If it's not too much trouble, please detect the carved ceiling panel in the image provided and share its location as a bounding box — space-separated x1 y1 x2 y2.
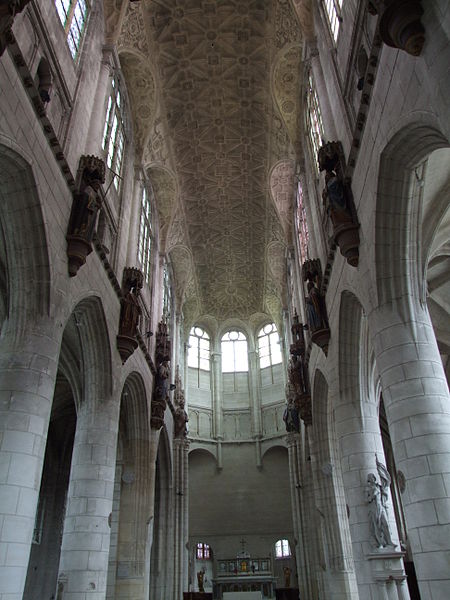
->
117 0 305 324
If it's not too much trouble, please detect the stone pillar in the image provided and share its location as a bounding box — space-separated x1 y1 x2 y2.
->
370 303 450 599
56 399 119 598
86 46 114 156
286 432 308 600
211 352 223 468
335 389 401 597
0 320 60 600
248 350 262 467
173 438 190 599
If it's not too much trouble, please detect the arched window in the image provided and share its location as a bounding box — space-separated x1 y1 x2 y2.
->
138 185 153 283
258 323 282 370
323 0 343 43
188 326 210 372
306 71 324 167
196 542 211 560
221 330 248 373
162 264 172 321
295 181 309 264
275 539 291 559
102 75 125 190
55 0 89 59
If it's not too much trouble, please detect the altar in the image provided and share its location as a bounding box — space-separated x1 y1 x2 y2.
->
213 556 275 599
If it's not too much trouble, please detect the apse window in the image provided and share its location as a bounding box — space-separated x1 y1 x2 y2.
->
221 330 248 372
102 76 125 189
188 327 210 371
306 71 324 168
138 186 153 283
324 0 343 42
275 539 291 559
55 0 89 59
196 542 211 560
296 181 309 264
258 323 282 370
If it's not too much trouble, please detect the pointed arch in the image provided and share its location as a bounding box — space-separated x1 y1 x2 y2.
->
0 137 51 337
375 119 449 307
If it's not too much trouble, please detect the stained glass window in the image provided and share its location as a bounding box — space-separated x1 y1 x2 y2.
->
257 323 282 369
306 71 324 168
324 0 343 43
188 327 210 371
102 76 125 190
55 0 89 59
275 539 291 558
196 542 211 560
296 181 309 264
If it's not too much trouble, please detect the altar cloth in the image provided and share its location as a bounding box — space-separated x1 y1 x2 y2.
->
223 592 262 600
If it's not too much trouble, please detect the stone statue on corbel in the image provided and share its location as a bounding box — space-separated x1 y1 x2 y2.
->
368 0 425 57
318 141 360 267
286 311 312 427
302 259 330 356
151 319 172 429
116 267 143 364
173 366 188 438
66 155 105 276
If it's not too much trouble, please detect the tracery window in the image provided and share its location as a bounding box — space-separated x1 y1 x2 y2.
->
275 539 291 559
137 186 153 283
162 264 172 321
196 542 211 560
188 326 211 382
102 75 125 190
221 330 248 373
55 0 89 59
323 0 343 43
257 323 282 370
295 181 309 264
306 71 324 168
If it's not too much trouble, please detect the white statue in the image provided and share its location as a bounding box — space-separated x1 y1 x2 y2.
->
366 457 395 549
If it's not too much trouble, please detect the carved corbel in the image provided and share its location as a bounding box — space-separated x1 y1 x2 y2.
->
151 318 172 429
0 0 31 56
66 155 105 276
116 267 144 364
302 259 330 356
378 0 425 56
318 141 360 267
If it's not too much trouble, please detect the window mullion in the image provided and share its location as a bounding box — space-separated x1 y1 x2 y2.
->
65 1 76 33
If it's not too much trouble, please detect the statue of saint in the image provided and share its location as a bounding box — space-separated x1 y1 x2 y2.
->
366 465 395 548
305 281 328 332
283 566 291 588
197 569 205 593
174 391 189 438
283 393 300 433
119 286 141 338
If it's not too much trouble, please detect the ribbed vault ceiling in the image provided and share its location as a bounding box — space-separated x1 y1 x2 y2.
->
106 0 310 328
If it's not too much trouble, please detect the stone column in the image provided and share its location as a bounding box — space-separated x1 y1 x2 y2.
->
248 350 262 467
173 438 190 599
56 398 119 598
211 352 223 468
86 46 114 156
370 303 450 599
0 319 60 600
286 432 309 600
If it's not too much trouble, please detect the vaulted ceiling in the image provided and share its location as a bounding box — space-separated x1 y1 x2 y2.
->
104 0 313 330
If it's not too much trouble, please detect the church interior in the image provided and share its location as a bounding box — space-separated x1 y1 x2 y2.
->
0 1 449 599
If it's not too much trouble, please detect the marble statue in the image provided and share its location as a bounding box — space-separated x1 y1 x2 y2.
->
366 459 395 549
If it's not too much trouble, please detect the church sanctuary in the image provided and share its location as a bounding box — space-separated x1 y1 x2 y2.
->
1 1 449 599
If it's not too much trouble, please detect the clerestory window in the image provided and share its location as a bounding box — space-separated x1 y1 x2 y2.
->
137 186 153 284
323 0 343 43
221 330 248 373
257 323 282 386
162 264 172 322
295 181 309 264
196 542 211 560
102 75 125 190
188 327 210 371
55 0 89 59
306 71 324 168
